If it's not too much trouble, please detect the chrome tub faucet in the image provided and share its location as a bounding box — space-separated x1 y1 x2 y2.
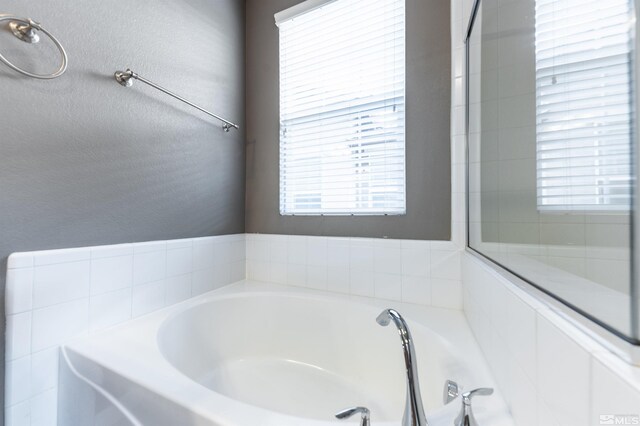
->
376 309 428 426
336 310 495 426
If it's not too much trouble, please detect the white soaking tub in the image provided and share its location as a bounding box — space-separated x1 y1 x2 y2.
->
59 282 513 426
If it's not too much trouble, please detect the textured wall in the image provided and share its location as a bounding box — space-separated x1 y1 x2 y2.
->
0 0 245 421
245 0 452 240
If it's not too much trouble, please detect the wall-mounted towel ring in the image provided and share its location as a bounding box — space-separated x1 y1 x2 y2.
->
0 14 67 79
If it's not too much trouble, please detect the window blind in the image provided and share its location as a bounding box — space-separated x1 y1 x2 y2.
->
534 0 634 212
277 0 406 215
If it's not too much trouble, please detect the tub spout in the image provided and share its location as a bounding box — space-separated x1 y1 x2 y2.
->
376 309 428 426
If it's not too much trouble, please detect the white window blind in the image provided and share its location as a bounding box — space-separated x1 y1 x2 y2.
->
277 0 406 215
534 0 634 212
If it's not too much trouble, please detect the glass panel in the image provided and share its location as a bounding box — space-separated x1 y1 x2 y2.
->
467 0 637 339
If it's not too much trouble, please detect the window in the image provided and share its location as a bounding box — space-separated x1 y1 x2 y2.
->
276 0 406 215
534 0 634 212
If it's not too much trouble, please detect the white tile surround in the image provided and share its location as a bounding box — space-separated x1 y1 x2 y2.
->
246 234 463 309
5 233 462 426
463 253 640 426
5 234 245 426
8 233 640 426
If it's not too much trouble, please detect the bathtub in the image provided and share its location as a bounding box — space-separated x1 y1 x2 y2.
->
59 282 513 425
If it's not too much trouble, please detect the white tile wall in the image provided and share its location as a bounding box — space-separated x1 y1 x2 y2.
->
4 234 245 426
246 234 463 309
463 252 640 426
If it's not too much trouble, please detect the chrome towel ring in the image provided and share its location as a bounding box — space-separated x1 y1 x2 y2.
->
0 14 67 79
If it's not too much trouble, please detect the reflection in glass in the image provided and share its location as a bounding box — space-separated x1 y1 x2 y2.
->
534 0 633 213
467 0 636 338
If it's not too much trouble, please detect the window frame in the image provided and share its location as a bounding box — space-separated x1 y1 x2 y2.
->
276 0 407 216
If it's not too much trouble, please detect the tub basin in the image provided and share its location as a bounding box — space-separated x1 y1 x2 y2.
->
60 282 512 426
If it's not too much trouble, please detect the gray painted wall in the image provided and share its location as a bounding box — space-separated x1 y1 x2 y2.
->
245 0 451 240
0 0 245 420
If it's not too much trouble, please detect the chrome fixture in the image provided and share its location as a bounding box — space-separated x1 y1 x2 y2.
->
335 406 370 426
443 379 460 405
376 309 427 426
455 387 494 426
443 380 493 426
10 20 39 43
114 69 240 132
0 15 68 79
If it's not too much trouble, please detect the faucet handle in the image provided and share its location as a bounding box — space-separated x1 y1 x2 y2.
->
443 379 460 404
454 387 494 426
335 406 370 426
462 387 494 403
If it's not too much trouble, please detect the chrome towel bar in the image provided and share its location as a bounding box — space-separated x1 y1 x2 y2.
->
114 68 239 132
